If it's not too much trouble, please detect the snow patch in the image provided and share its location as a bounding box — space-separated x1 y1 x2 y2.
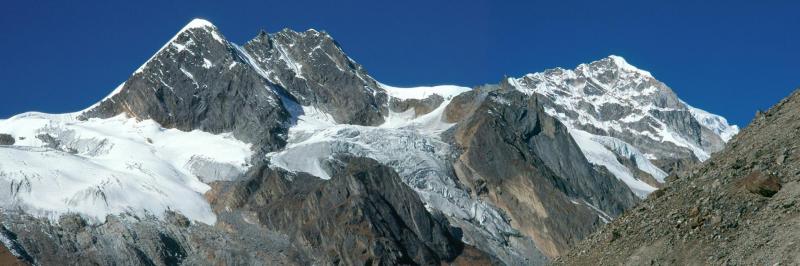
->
686 104 740 142
569 128 657 198
379 83 470 100
608 55 653 78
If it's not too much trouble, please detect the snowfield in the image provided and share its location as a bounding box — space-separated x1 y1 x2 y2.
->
0 112 252 225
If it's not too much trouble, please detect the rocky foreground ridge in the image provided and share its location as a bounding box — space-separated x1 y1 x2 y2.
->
556 89 800 265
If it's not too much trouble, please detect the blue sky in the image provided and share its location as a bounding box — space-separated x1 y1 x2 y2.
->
1 1 797 127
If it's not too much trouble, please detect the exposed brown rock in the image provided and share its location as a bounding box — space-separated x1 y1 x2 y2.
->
389 94 444 117
0 245 25 266
738 171 782 197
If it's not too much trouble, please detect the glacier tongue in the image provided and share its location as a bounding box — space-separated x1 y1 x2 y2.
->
0 113 252 225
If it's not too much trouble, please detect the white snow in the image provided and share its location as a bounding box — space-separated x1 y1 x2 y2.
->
379 83 471 100
608 55 653 78
585 132 669 183
184 18 216 30
0 112 252 225
202 58 214 69
686 103 740 142
569 129 657 198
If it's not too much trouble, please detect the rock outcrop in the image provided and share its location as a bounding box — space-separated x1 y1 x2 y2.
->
210 156 492 265
445 84 638 258
0 134 14 145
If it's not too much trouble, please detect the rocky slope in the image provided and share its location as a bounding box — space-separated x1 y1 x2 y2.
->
0 18 737 265
556 89 800 265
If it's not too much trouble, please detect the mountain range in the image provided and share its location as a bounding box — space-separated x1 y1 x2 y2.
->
0 19 743 265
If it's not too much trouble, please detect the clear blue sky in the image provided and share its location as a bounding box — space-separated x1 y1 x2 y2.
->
1 0 798 127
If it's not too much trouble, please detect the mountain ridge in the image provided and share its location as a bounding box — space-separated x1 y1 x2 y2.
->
0 18 738 265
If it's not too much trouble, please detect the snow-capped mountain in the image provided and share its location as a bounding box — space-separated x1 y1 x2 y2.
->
508 55 738 195
0 19 737 265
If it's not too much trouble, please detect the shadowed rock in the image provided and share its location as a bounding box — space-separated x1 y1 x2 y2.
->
0 134 14 145
210 156 494 265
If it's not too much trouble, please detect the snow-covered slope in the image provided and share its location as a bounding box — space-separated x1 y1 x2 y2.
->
686 103 740 142
569 128 666 197
508 55 738 195
0 112 252 224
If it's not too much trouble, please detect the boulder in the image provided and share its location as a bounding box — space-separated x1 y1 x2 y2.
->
739 171 782 197
0 134 14 145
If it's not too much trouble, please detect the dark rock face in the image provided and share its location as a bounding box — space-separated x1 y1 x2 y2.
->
445 84 638 258
243 29 388 126
209 156 490 265
80 23 290 153
0 134 14 145
557 89 800 265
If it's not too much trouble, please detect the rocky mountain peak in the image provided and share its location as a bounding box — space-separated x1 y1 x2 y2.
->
243 26 388 126
131 18 228 75
79 18 392 153
505 55 738 199
81 18 290 153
